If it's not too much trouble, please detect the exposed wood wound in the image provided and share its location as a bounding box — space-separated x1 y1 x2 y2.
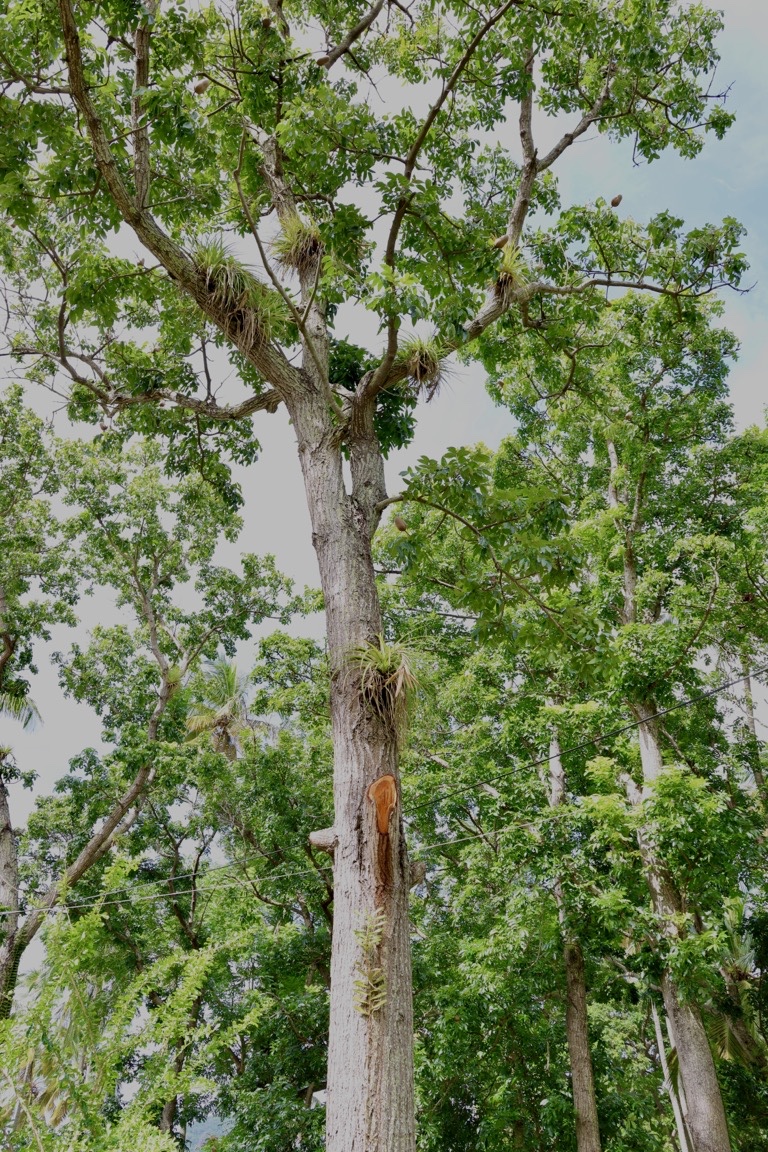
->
367 774 398 834
368 774 398 901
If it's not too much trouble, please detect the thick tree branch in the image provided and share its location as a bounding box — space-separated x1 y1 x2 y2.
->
241 123 336 409
12 342 283 420
235 132 338 412
505 49 536 250
57 0 301 395
131 0 158 210
318 0 386 70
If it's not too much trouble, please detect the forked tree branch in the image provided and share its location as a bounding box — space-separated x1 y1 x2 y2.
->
56 0 301 397
362 0 525 398
235 132 340 414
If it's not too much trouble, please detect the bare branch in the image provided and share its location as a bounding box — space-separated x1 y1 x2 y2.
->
319 0 386 70
535 67 615 173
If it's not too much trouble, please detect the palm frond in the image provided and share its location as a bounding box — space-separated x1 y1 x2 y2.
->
0 691 41 731
185 657 254 757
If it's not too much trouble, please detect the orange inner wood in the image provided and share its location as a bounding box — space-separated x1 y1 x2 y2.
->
367 774 398 834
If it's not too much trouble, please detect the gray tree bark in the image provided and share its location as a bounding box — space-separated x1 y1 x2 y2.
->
624 708 731 1152
651 1000 691 1152
740 656 766 801
0 767 21 1018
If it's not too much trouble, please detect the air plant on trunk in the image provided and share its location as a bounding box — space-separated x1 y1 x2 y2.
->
495 243 530 305
272 216 324 275
348 635 420 741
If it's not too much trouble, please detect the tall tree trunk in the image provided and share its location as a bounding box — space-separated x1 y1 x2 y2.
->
0 769 21 1018
295 390 415 1152
57 5 416 1136
623 710 731 1152
547 735 602 1152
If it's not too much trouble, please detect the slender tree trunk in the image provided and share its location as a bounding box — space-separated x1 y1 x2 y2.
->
160 994 204 1139
651 1000 691 1152
547 735 602 1152
294 390 415 1152
624 710 731 1152
605 440 731 1152
562 936 602 1152
0 770 21 1018
0 674 172 1017
740 656 766 800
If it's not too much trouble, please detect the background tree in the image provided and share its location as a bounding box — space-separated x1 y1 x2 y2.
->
1 429 295 1016
380 292 767 1149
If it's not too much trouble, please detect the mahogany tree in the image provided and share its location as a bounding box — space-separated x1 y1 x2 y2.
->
0 0 746 1146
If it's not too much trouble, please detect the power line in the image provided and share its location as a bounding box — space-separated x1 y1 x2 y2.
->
2 665 763 921
0 861 326 919
0 851 311 913
0 833 487 920
409 662 768 812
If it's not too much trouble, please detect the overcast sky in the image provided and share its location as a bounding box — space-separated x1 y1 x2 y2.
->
4 0 768 824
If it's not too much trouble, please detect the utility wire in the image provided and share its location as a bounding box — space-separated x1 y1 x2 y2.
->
2 664 764 920
0 833 487 919
408 662 768 812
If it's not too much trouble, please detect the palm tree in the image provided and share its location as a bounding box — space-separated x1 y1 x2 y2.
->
0 691 40 731
186 657 253 761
